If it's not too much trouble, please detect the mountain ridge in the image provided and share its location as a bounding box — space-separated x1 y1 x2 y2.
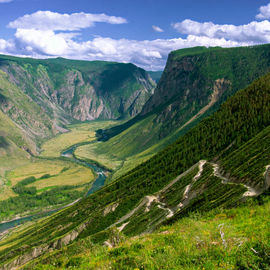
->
1 69 269 269
98 44 270 157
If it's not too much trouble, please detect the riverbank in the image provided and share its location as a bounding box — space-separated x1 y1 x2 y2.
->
0 142 108 234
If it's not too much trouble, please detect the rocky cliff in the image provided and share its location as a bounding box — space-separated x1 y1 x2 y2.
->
98 44 270 156
0 55 155 154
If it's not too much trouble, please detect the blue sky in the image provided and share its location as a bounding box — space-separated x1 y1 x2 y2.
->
0 0 270 70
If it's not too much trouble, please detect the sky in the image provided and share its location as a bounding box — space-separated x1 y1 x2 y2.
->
0 0 270 70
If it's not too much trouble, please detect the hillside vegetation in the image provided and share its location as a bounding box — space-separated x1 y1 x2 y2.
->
97 44 270 168
0 54 155 223
0 55 155 125
25 195 270 270
1 69 269 269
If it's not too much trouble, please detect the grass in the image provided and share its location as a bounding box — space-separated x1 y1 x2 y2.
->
0 120 120 220
7 159 94 191
25 196 270 270
40 121 118 158
0 158 94 203
74 115 161 180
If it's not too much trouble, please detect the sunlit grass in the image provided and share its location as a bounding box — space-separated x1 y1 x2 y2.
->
75 143 122 171
7 159 94 191
41 121 118 158
29 197 270 270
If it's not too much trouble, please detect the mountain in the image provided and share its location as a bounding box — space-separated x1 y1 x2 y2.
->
0 55 155 155
0 55 155 122
25 192 270 270
1 70 269 269
98 45 270 160
147 70 163 83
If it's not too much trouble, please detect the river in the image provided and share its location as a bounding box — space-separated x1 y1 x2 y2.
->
0 143 107 234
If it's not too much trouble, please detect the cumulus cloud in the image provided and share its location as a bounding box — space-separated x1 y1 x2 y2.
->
8 10 127 31
256 3 270 19
15 29 69 55
1 9 270 70
8 28 252 70
152 25 164 33
172 19 270 43
0 0 13 3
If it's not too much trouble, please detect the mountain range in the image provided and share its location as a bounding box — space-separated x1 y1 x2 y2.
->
0 44 269 269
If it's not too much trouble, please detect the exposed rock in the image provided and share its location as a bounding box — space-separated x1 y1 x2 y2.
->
103 202 119 216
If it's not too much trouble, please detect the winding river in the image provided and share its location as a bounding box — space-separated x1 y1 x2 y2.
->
0 143 107 234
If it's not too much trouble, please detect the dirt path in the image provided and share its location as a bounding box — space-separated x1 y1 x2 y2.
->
264 165 270 189
108 159 264 234
211 162 259 197
178 160 206 209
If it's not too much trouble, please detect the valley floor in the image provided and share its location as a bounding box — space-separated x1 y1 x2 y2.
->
0 121 121 222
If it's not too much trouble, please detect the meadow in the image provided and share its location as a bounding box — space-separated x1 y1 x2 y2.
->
40 121 118 157
0 121 120 221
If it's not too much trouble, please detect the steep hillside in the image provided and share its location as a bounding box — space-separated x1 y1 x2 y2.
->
0 55 155 125
98 44 270 159
1 71 269 269
24 195 270 270
0 69 54 154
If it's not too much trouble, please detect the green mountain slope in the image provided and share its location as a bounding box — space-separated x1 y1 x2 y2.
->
25 195 270 270
98 44 270 162
0 69 53 153
0 55 155 125
1 70 270 269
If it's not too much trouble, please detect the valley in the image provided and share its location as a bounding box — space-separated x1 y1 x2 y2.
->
0 121 120 223
0 44 269 269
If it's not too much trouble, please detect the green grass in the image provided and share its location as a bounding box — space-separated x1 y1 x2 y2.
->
7 159 94 190
24 195 270 270
0 157 94 221
41 121 118 158
75 115 161 179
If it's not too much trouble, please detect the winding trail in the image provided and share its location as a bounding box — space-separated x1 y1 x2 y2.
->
211 163 259 197
108 159 266 236
181 160 206 201
110 160 207 230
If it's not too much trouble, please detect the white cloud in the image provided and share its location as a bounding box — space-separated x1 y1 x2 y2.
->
8 10 127 31
256 3 270 19
172 19 270 43
0 0 13 3
0 38 15 55
152 25 164 33
8 28 251 70
15 29 69 55
1 10 270 70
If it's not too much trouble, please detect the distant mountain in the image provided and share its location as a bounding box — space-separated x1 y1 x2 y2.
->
148 70 163 83
0 55 155 154
98 44 270 159
1 68 270 269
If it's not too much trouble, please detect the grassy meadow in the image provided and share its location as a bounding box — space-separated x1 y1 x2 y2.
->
6 159 94 192
41 121 118 157
0 121 121 221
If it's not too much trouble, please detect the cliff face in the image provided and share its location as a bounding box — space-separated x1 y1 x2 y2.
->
140 45 270 139
0 57 155 124
0 56 155 156
98 44 270 158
